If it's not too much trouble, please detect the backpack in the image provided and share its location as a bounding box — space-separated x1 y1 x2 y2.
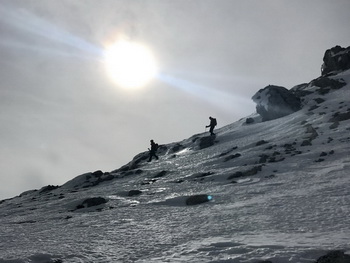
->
212 118 217 126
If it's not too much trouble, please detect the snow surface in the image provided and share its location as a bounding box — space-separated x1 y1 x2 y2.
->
0 70 350 263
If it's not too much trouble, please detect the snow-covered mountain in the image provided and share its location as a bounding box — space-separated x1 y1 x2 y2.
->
1 47 350 263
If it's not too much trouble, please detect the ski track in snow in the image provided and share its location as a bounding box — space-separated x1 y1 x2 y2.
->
1 71 350 262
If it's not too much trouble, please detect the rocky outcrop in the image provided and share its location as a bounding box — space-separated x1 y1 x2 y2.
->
310 76 346 95
315 250 350 263
71 197 108 212
128 190 143 196
322 45 350 75
227 165 263 181
39 185 60 194
252 85 301 121
198 135 216 149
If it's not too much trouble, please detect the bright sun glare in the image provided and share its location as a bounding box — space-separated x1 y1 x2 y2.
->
104 40 158 89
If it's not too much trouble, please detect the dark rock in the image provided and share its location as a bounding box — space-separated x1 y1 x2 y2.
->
252 85 301 121
86 173 115 187
291 83 312 98
256 140 268 146
39 185 60 194
293 151 302 155
227 166 262 180
246 117 254 124
330 110 350 122
76 204 84 209
304 124 318 143
327 137 334 143
128 190 143 196
321 45 350 75
329 121 340 130
245 165 263 176
268 157 285 163
309 105 320 111
259 154 269 163
186 194 212 205
315 158 325 163
219 146 238 157
141 178 157 185
223 153 241 162
14 220 37 224
171 143 185 153
135 169 143 174
311 77 347 95
80 197 107 208
198 135 216 149
228 171 244 179
314 98 326 104
283 143 296 150
195 172 214 178
154 170 168 178
92 170 104 177
301 139 312 146
315 250 350 263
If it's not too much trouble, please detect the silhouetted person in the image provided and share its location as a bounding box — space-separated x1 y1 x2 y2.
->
148 139 159 162
206 116 217 136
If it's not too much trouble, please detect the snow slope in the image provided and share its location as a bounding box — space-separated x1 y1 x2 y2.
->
0 70 350 263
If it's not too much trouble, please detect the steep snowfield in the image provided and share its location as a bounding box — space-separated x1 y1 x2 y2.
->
0 70 349 263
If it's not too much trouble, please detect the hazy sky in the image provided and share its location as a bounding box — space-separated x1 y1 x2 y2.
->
1 0 350 200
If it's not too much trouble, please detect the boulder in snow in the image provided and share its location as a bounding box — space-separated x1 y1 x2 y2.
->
71 197 108 212
128 190 143 196
252 85 301 122
315 250 350 263
186 194 213 205
198 135 216 149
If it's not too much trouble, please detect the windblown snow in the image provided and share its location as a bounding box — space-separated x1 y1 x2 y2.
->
0 70 349 263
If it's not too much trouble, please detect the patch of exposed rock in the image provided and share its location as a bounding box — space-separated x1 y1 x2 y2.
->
252 85 301 121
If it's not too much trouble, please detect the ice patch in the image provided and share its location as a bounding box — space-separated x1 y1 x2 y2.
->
177 148 192 155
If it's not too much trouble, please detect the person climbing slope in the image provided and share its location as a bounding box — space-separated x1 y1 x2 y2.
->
206 116 217 136
147 139 159 162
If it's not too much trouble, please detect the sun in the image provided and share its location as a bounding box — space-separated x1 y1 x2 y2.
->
104 40 158 89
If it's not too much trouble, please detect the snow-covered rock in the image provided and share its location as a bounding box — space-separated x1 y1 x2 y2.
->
252 85 301 121
322 45 350 76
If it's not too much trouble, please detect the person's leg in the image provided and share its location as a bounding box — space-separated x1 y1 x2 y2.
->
210 126 215 135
